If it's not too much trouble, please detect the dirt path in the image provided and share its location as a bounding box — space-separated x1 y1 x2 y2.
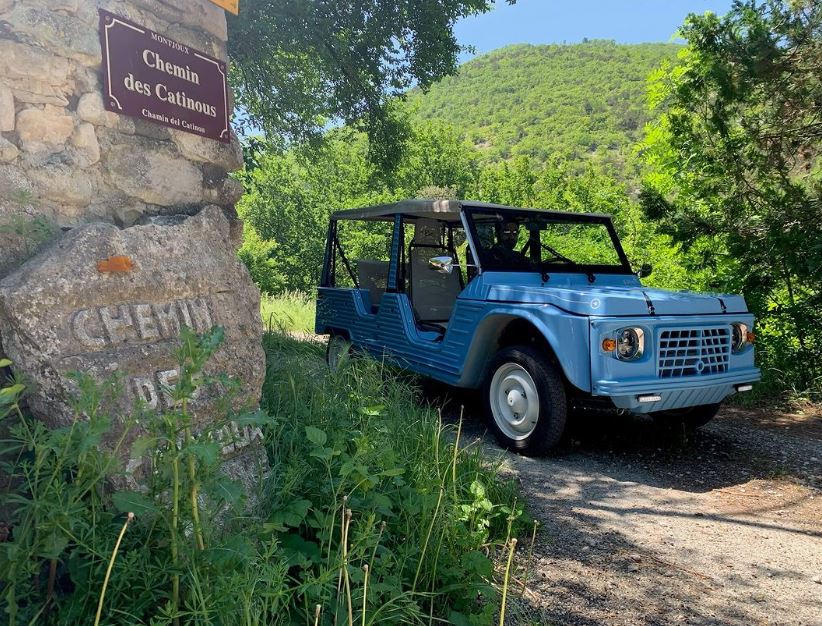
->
437 396 822 625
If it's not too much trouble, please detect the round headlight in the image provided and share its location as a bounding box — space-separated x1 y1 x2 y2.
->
731 323 749 353
615 327 644 361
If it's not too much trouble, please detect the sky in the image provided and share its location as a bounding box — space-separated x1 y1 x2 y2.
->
455 0 736 60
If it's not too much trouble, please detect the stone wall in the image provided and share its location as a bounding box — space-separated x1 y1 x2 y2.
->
0 1 267 502
0 0 244 278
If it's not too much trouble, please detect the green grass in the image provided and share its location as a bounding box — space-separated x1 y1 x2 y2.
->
1 328 525 625
260 291 316 334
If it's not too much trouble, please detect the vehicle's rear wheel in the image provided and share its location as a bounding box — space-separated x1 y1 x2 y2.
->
326 334 352 370
651 402 722 430
484 345 567 455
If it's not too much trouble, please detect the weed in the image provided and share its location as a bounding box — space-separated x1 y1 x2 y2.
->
0 328 525 624
0 214 58 254
260 290 316 334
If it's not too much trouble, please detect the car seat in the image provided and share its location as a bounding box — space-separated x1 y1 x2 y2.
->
408 219 463 331
357 259 389 313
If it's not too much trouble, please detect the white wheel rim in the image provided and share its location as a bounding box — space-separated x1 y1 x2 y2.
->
489 362 540 440
328 336 351 370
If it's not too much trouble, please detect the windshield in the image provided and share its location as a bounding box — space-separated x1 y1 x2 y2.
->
466 209 630 274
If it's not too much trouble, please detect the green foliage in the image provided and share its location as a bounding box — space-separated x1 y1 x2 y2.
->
407 41 681 178
227 0 500 170
236 123 480 294
0 374 132 625
0 214 59 255
471 157 710 291
238 127 703 298
1 327 523 623
260 330 524 624
642 0 822 399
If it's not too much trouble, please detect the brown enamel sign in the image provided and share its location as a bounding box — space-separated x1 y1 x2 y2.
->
99 9 230 143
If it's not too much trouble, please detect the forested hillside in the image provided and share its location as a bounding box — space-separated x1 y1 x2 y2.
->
409 41 680 178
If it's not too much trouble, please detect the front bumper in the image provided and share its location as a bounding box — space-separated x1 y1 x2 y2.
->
593 367 761 412
589 315 760 413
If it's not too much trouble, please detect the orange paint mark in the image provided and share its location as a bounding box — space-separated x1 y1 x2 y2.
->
97 256 135 273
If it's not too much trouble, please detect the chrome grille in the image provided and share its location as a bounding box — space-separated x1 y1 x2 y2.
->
658 327 730 378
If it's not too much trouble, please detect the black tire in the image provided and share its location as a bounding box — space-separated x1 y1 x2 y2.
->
651 402 722 430
483 345 567 455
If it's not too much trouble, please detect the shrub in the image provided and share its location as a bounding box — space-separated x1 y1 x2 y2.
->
0 329 524 625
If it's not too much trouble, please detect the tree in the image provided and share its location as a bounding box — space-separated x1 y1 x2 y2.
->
237 130 394 293
642 0 822 395
227 0 503 169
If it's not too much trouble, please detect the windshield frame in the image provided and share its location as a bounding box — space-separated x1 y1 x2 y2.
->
462 205 633 275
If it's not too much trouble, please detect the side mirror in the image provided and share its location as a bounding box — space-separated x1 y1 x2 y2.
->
429 256 454 274
637 263 653 278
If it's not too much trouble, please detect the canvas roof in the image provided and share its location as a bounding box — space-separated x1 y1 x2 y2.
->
330 199 611 222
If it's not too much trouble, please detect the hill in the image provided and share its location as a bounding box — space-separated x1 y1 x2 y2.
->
408 41 681 176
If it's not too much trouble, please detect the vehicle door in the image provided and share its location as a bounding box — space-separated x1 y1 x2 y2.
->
317 216 394 353
376 217 472 377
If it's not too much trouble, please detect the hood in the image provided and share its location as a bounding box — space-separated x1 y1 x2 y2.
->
469 273 749 316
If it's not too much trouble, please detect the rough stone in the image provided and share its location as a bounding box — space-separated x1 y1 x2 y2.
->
1 0 243 289
72 65 100 95
112 203 147 228
16 107 74 156
0 39 71 86
76 92 119 128
0 164 48 280
0 136 18 163
28 163 95 207
70 122 100 166
204 177 244 207
9 85 69 107
171 130 243 172
129 0 228 41
0 87 14 132
131 118 171 142
0 207 265 483
4 4 100 66
0 163 32 201
51 0 80 12
106 141 204 206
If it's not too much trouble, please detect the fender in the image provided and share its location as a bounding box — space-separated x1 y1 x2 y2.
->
456 303 591 392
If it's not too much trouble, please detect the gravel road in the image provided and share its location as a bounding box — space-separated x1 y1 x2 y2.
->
435 393 822 626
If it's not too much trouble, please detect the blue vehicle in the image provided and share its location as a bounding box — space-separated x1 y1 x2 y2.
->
316 200 760 454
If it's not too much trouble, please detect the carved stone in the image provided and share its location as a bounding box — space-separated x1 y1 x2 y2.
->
0 207 266 482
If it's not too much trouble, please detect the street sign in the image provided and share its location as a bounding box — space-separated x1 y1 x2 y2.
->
99 10 230 143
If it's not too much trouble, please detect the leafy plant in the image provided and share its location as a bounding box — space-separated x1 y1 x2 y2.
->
0 214 58 254
1 326 525 624
259 330 526 623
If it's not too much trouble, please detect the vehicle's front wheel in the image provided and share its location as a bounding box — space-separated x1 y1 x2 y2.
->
484 345 567 455
326 333 353 370
651 402 722 430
